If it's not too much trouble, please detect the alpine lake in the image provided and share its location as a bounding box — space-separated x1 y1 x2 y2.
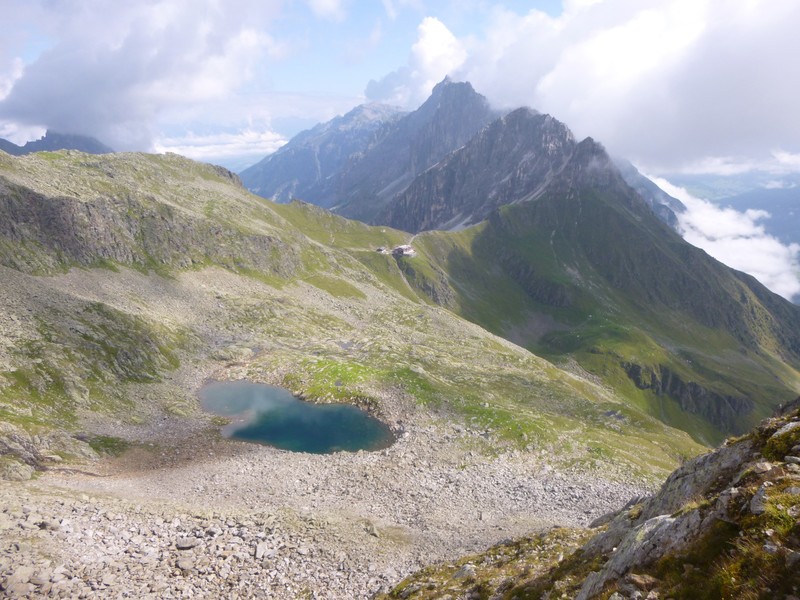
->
199 381 394 454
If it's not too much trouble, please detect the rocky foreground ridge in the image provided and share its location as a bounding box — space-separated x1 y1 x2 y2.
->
381 400 800 599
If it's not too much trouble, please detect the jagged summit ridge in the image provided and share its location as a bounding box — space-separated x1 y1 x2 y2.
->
0 130 113 156
241 77 501 220
240 103 405 206
242 79 681 232
379 107 580 232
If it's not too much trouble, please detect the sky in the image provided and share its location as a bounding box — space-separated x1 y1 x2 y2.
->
0 0 798 299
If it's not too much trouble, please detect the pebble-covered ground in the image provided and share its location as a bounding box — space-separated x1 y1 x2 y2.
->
0 413 650 599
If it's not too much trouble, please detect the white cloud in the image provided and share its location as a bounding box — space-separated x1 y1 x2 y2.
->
670 151 800 176
0 0 286 151
154 128 286 165
764 180 797 190
381 0 398 20
652 176 800 301
0 57 24 101
441 0 800 174
306 0 346 21
380 0 423 21
365 16 466 107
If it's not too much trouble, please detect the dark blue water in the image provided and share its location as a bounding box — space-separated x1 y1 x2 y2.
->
199 381 393 454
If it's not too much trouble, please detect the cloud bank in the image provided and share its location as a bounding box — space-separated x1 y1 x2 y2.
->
367 0 800 174
366 16 467 107
0 0 284 151
652 177 800 301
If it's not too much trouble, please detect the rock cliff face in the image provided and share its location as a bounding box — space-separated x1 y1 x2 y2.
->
381 400 800 600
240 103 404 206
623 362 754 432
379 108 576 232
333 79 499 222
242 78 500 222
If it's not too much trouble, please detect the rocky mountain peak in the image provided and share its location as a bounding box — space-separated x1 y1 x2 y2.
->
0 130 113 156
378 107 581 232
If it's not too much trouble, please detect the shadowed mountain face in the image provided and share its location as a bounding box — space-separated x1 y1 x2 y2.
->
399 138 800 441
242 80 681 233
240 103 406 207
379 108 580 233
241 78 501 222
0 130 113 155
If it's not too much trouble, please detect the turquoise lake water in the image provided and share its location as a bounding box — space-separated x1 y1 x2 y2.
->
199 381 393 454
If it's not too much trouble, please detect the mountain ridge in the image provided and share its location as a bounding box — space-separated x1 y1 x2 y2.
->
397 135 800 441
241 78 501 222
240 103 405 206
0 130 113 156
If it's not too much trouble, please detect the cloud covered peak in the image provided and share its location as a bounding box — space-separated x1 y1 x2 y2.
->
0 0 281 151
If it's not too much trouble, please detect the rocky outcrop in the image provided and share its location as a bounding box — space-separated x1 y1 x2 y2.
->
0 422 97 480
384 404 800 600
575 407 800 599
622 362 754 433
0 178 298 277
380 108 576 233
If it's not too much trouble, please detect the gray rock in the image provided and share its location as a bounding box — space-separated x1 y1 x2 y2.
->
786 456 800 465
771 421 800 439
750 485 768 515
787 550 800 568
751 461 775 474
764 542 781 554
176 558 194 572
175 536 200 550
4 582 35 597
0 457 35 481
453 563 476 579
29 571 51 586
255 542 268 560
5 565 35 586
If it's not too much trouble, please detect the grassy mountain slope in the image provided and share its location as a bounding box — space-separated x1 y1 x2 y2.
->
0 149 703 480
389 140 800 444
